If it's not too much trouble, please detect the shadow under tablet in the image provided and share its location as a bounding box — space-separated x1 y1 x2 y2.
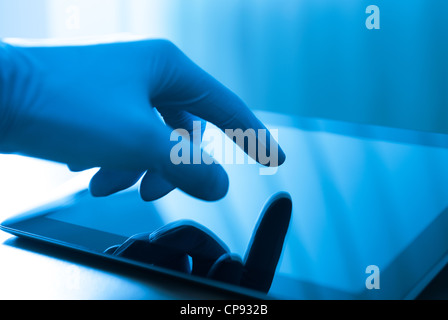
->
104 192 292 293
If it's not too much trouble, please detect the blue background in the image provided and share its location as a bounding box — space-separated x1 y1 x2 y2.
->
1 0 447 134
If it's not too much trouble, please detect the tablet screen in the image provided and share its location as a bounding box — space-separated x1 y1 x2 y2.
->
4 113 448 299
40 114 448 299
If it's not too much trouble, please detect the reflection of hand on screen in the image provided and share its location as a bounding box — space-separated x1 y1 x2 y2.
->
105 192 292 293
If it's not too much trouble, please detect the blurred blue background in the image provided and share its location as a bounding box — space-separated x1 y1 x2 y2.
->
1 0 448 299
1 0 447 134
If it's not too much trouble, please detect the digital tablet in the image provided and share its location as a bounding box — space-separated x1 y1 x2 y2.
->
2 111 448 300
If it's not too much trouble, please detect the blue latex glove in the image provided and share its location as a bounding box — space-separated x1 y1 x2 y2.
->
0 39 285 201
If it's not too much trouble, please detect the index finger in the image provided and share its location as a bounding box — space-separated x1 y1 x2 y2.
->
149 40 286 167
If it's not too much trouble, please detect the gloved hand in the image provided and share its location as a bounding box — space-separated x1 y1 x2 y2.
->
0 39 285 201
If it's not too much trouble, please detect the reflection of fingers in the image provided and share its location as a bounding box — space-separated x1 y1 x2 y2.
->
150 220 229 276
207 253 243 285
109 232 190 273
89 168 144 197
241 192 292 293
150 220 229 258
